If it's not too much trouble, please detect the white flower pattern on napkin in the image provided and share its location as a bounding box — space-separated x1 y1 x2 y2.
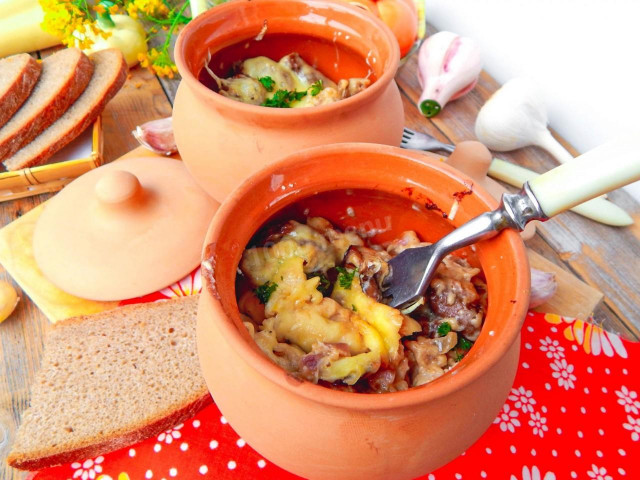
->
587 464 613 480
510 465 556 480
550 358 576 390
616 385 640 414
494 404 521 433
622 415 640 441
539 337 565 360
157 423 183 444
528 412 548 438
508 386 537 414
71 456 104 480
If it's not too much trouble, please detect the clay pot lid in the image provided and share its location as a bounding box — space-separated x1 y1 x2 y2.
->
33 156 219 301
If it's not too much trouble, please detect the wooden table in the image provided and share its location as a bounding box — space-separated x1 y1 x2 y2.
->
1 35 639 479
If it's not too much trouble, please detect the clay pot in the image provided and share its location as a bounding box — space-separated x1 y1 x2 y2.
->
173 0 404 203
197 143 530 480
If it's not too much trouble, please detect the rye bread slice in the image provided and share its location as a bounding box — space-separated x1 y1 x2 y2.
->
3 49 127 171
0 48 93 162
0 54 41 129
7 295 212 471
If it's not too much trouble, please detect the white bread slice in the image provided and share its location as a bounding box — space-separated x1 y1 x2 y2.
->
7 295 211 471
3 49 128 171
0 48 93 161
0 54 41 129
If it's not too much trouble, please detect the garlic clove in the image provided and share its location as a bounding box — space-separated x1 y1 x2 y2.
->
417 31 482 118
529 268 557 309
132 117 177 156
0 280 19 323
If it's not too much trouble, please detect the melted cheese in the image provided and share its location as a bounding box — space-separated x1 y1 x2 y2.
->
241 219 417 385
332 277 421 362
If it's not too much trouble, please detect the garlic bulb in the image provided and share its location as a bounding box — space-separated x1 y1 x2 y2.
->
475 78 573 163
417 31 482 118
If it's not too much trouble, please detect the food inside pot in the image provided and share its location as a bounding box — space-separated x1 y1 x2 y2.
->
237 217 487 393
199 34 374 108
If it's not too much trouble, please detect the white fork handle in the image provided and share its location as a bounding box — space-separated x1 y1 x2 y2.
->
530 135 640 217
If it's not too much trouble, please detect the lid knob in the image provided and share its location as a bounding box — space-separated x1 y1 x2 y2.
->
447 141 493 180
95 170 142 205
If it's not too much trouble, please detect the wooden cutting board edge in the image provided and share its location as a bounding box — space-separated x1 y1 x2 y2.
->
528 249 603 320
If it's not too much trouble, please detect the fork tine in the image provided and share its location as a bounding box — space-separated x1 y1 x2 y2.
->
402 127 414 136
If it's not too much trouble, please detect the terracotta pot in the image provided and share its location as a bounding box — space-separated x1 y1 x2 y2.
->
173 0 404 203
197 143 530 480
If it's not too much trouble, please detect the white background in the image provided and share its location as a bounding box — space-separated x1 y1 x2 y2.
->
423 0 640 199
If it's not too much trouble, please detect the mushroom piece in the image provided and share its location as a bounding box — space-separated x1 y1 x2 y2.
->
343 245 390 300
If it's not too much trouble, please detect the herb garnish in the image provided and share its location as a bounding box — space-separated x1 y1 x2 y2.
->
457 336 473 351
309 79 323 96
336 266 356 289
255 281 278 304
262 89 308 108
258 76 275 92
437 322 451 337
352 304 357 312
309 273 331 296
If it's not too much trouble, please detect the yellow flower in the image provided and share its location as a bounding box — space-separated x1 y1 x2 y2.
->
39 0 109 49
138 47 178 78
127 0 169 18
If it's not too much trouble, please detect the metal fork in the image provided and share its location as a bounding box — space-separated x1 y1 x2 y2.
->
384 135 640 308
400 127 455 153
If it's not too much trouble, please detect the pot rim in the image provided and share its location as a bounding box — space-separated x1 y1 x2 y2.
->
174 0 400 122
201 143 530 411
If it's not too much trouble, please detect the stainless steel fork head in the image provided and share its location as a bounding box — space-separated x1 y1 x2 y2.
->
400 127 455 153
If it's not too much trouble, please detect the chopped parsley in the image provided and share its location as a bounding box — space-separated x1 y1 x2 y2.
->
336 266 356 289
258 76 275 91
309 79 323 96
254 281 277 304
261 89 307 108
309 273 331 296
457 336 473 351
291 90 307 101
437 322 451 337
352 304 357 312
455 353 465 362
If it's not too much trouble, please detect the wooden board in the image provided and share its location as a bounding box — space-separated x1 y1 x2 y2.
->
528 250 603 319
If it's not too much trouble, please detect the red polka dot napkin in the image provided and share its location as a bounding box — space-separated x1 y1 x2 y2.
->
30 269 639 480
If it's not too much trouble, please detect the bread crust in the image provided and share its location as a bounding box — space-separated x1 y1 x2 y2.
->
7 392 212 470
0 49 94 161
3 49 128 171
0 54 41 129
6 296 211 471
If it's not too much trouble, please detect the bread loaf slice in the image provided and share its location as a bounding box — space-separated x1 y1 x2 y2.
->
3 49 127 171
0 54 41 129
0 48 93 161
7 295 211 471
